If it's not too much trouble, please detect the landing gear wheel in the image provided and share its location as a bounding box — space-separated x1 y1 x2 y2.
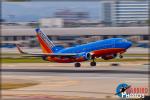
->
119 55 123 58
90 62 96 66
75 62 81 67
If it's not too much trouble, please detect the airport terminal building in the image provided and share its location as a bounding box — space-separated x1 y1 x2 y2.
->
1 26 149 47
102 0 149 26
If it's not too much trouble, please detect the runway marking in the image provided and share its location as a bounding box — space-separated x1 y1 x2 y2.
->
42 80 79 87
72 76 148 80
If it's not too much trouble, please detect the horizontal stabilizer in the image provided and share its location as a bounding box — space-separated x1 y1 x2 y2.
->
16 44 27 54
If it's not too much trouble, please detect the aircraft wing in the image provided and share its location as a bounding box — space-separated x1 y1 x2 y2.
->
16 44 77 57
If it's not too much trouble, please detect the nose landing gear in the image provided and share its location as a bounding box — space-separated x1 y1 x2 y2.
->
119 54 123 58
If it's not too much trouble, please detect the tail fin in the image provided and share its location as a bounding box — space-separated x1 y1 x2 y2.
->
35 28 55 53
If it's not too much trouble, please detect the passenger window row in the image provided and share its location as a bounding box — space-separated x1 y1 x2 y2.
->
67 43 114 53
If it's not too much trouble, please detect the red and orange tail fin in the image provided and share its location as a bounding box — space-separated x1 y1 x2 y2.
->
35 28 55 53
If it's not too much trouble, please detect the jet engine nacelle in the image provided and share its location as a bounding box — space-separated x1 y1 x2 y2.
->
102 54 117 60
77 52 92 60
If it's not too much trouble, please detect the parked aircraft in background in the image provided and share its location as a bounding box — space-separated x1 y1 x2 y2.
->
16 28 132 67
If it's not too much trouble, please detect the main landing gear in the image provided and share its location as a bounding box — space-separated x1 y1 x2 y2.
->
74 56 96 67
90 62 96 66
75 62 81 67
74 62 96 67
90 56 96 66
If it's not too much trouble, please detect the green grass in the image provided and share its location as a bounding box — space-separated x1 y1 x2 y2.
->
1 57 148 63
1 58 49 63
2 82 38 90
1 53 20 55
95 58 148 62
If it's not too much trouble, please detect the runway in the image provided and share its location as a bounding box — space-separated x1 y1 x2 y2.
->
2 68 149 74
2 63 149 100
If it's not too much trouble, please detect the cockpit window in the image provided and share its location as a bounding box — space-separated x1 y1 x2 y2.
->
119 39 128 42
122 39 128 42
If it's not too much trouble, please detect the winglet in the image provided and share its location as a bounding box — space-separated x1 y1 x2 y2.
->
16 44 26 54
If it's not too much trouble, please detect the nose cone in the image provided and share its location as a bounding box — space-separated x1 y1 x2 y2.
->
126 41 132 49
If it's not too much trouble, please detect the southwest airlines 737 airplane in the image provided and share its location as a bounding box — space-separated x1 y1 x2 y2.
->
16 28 132 67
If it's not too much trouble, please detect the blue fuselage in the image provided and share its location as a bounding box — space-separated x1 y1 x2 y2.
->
57 38 132 54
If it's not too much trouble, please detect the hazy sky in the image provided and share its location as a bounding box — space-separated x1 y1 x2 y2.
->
2 1 103 22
